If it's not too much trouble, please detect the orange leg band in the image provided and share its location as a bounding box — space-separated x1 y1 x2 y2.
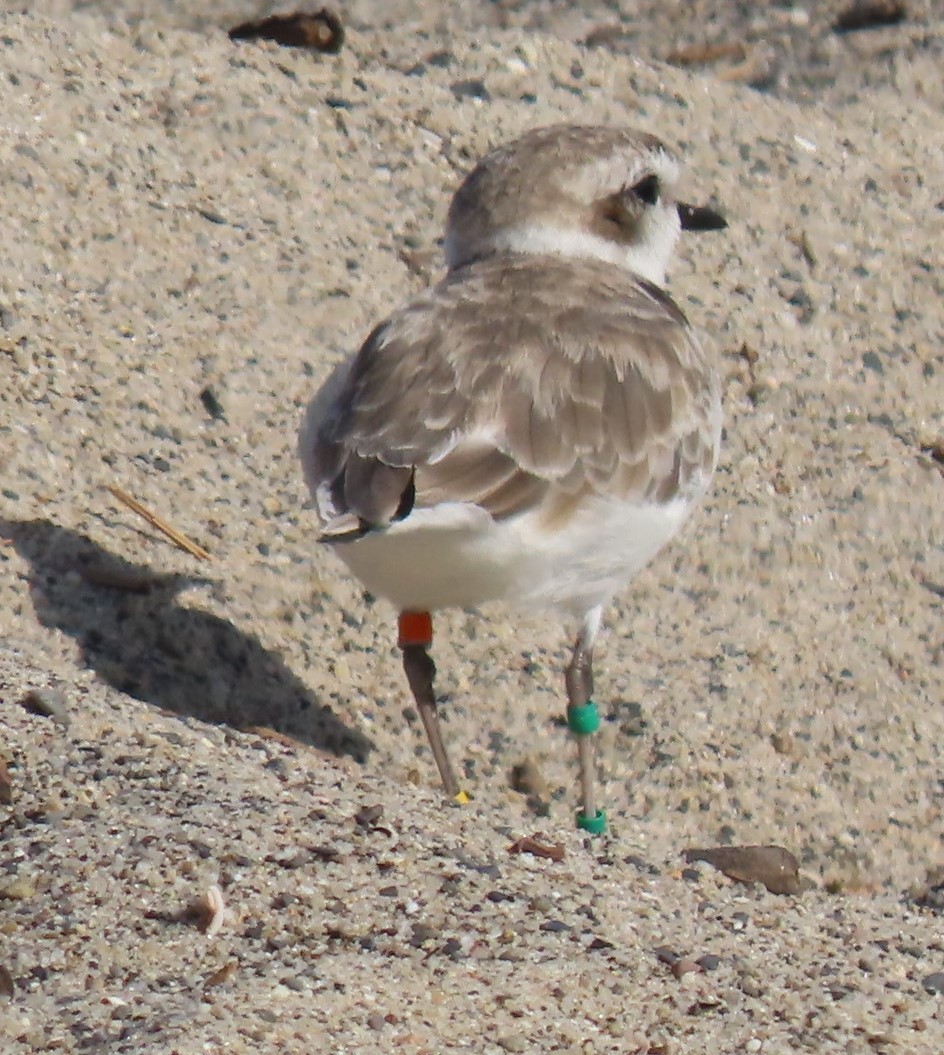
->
398 610 433 648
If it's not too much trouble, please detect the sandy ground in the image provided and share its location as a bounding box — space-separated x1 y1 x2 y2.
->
1 2 943 1052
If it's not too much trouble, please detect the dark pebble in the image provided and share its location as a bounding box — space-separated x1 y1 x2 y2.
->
199 386 226 420
623 854 659 875
354 803 384 828
410 924 436 947
509 758 548 799
922 972 944 995
697 954 721 971
588 936 615 951
539 920 570 933
451 79 490 101
911 875 944 912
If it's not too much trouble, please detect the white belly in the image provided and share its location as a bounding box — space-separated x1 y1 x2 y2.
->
329 492 699 618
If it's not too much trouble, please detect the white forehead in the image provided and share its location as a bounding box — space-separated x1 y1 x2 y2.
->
478 126 683 197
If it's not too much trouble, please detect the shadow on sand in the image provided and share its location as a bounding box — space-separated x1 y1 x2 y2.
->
3 518 372 762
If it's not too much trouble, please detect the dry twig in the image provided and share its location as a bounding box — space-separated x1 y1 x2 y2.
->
108 485 211 560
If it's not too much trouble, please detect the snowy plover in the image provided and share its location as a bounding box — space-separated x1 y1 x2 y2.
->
300 124 726 832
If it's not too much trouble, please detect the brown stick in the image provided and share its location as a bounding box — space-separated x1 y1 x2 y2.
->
107 485 211 561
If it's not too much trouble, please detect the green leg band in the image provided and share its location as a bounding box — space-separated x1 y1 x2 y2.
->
567 700 600 736
576 808 607 835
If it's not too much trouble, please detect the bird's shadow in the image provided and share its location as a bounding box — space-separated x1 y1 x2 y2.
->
2 519 372 762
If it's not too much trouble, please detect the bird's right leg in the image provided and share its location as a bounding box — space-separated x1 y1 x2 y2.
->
399 611 469 804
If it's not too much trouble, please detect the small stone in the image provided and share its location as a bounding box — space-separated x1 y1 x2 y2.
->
672 957 702 979
367 1013 386 1032
21 688 70 727
199 386 226 420
0 760 11 805
354 803 384 828
588 936 615 951
451 79 490 101
833 1 907 34
0 965 13 999
0 880 36 900
203 962 238 990
739 971 765 998
497 1035 526 1052
509 758 548 799
770 731 795 755
539 920 570 933
697 954 721 971
922 972 944 995
410 923 436 947
910 871 944 911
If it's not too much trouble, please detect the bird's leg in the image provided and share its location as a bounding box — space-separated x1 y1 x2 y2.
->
398 611 468 804
565 607 606 834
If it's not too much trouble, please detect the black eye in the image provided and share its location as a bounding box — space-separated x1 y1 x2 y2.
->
631 174 660 205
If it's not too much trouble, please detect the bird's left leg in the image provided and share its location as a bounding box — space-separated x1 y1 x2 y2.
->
564 606 606 834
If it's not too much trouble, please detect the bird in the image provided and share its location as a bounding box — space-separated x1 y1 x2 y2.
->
299 123 727 833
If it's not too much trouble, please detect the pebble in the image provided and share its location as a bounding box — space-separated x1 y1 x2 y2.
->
497 1035 526 1052
770 730 795 755
921 972 944 995
672 957 702 979
0 880 36 900
354 803 384 828
20 687 71 727
508 757 549 799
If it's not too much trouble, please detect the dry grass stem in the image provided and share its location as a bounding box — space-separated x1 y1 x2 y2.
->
108 485 211 561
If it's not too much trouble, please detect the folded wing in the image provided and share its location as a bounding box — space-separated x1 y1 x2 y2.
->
300 255 720 541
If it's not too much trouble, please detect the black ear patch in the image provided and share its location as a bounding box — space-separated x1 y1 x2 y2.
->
631 174 660 205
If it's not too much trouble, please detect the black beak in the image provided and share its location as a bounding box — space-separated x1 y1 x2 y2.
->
678 202 727 232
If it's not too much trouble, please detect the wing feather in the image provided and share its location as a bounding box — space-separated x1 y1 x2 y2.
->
299 254 720 538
